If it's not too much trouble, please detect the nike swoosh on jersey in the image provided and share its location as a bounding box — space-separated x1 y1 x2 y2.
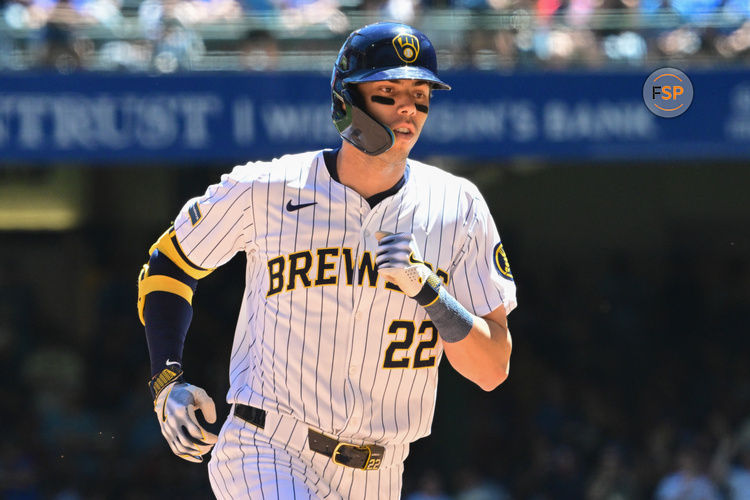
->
286 200 318 212
166 359 181 367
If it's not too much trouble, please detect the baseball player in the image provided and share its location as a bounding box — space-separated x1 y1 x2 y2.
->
138 21 517 499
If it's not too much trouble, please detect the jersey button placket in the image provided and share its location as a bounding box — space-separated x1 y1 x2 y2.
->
341 224 366 433
345 205 382 434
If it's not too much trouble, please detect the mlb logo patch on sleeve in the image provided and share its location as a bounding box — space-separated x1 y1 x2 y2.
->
188 202 203 226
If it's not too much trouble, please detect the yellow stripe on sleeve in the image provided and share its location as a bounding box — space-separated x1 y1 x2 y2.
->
137 271 195 325
148 227 214 280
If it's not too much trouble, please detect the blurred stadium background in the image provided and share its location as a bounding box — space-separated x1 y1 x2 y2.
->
1 0 750 498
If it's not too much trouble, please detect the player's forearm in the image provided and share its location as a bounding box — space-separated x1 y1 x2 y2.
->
139 249 198 375
442 316 512 391
417 279 512 391
144 292 193 375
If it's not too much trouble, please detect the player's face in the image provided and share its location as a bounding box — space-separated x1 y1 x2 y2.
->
358 79 431 155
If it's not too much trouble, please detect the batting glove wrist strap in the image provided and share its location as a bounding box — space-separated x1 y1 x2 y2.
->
413 273 442 306
149 366 184 400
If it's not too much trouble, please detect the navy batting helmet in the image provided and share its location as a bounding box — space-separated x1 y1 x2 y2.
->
331 22 451 156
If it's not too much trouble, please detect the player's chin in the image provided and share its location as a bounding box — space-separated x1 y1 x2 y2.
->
387 142 414 159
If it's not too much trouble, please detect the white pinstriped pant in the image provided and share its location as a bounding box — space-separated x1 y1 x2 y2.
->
208 406 407 499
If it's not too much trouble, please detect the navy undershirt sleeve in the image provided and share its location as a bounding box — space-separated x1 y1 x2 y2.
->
144 250 198 376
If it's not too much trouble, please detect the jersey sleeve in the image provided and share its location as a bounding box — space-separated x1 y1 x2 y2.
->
172 165 255 270
448 190 517 318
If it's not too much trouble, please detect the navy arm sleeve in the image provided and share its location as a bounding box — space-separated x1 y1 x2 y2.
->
144 250 198 376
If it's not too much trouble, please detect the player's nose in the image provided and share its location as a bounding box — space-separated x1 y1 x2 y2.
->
396 98 417 116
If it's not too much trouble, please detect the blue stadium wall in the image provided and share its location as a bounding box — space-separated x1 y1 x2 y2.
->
1 69 749 163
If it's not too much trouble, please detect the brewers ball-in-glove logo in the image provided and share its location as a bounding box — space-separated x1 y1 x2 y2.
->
392 34 419 63
493 242 513 281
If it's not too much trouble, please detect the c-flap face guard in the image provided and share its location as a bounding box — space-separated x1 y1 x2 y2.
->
340 103 395 156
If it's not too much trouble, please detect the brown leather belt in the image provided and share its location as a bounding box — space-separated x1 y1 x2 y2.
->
234 404 384 471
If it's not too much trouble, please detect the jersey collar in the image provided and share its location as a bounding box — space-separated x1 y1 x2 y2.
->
322 148 410 208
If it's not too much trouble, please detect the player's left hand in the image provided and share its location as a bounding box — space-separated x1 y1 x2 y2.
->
375 231 434 297
153 378 219 463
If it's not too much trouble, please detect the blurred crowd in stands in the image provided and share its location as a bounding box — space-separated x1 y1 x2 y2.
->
0 0 749 72
0 182 749 498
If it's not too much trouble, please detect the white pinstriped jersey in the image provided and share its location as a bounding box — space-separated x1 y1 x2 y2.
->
173 150 517 447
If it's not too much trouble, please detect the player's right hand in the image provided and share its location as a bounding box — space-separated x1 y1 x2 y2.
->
374 231 434 298
153 376 219 463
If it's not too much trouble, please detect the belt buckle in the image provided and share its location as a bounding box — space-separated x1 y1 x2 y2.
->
332 442 379 470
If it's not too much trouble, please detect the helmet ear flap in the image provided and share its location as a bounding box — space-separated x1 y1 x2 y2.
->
332 89 347 123
331 71 351 122
342 85 363 110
